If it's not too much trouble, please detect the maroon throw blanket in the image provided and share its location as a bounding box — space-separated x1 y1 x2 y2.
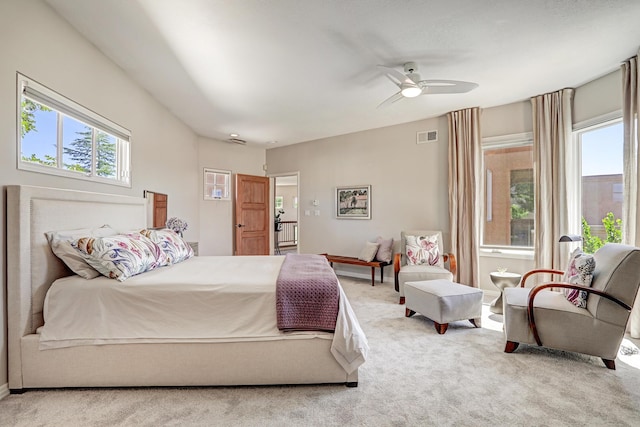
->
276 253 340 332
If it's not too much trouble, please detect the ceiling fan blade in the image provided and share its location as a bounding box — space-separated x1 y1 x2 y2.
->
378 65 413 86
421 80 478 94
377 91 404 108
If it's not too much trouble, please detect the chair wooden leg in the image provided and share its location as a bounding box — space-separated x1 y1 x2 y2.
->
434 322 448 334
469 318 479 328
504 341 519 353
405 308 415 317
399 296 405 305
602 358 616 370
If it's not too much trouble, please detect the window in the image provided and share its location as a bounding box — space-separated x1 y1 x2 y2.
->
203 168 231 200
482 135 534 249
576 119 624 253
18 73 131 186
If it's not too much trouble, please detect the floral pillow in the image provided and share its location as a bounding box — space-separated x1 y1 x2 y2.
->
140 228 194 264
405 234 442 267
73 233 167 281
562 248 596 308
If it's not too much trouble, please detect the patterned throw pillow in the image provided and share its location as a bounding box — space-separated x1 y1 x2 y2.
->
73 233 167 281
405 234 442 267
139 228 194 264
562 247 596 308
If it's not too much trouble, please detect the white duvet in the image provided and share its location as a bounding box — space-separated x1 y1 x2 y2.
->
40 255 368 374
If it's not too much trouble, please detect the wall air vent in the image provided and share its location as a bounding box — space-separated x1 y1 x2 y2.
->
416 130 438 144
228 138 247 145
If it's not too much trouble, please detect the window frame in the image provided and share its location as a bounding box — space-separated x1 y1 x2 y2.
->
17 73 131 187
572 115 624 249
480 132 535 255
203 167 231 201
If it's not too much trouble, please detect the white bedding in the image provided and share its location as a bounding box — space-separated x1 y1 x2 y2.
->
40 255 368 374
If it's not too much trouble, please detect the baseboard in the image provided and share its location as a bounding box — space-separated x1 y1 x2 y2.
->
0 383 9 400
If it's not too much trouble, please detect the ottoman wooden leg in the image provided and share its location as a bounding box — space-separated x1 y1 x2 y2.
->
434 322 449 334
399 296 405 305
469 319 479 328
405 308 416 317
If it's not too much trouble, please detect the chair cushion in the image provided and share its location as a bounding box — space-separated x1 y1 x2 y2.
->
399 264 453 282
398 265 454 297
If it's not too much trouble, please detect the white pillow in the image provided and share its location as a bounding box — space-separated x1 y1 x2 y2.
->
358 241 380 262
45 225 117 279
375 236 394 263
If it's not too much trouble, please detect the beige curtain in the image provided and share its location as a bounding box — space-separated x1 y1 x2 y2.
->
447 107 480 287
531 89 575 272
622 53 640 338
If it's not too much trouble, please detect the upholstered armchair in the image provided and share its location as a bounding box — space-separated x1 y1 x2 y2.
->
503 243 640 369
394 230 457 304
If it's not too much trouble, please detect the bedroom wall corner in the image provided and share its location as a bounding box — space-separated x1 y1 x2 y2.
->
197 137 266 256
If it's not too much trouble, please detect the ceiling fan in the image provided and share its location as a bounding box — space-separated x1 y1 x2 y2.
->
378 62 478 107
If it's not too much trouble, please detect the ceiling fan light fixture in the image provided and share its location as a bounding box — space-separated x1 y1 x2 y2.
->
400 84 422 98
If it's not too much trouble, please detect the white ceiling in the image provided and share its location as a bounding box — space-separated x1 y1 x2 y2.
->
45 0 640 148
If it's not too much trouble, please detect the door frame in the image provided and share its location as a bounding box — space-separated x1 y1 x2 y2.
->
270 171 300 254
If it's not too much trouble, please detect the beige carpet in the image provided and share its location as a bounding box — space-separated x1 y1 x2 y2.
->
2 276 640 427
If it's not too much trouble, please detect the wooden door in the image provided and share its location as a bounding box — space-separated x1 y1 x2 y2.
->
234 174 270 255
153 193 168 228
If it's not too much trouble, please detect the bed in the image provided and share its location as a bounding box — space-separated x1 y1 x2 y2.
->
7 185 367 392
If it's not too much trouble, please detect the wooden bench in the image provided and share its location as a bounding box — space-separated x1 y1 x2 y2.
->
321 254 391 286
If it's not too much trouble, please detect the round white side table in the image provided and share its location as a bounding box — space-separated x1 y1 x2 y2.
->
489 271 522 314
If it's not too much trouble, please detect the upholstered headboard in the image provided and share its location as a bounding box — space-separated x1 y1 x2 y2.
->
6 185 147 385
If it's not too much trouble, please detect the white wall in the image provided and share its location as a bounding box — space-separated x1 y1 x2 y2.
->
198 138 266 256
267 115 451 280
267 68 624 294
0 0 264 392
275 185 298 222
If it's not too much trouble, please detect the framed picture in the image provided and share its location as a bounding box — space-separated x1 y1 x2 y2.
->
336 185 371 219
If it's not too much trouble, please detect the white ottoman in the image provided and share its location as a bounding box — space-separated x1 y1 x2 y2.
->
405 279 483 334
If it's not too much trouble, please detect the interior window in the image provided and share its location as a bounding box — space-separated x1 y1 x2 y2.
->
203 168 231 200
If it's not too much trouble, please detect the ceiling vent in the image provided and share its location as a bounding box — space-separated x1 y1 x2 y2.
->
416 130 438 144
228 137 247 145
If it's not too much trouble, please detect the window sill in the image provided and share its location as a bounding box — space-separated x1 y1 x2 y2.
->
479 248 534 260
